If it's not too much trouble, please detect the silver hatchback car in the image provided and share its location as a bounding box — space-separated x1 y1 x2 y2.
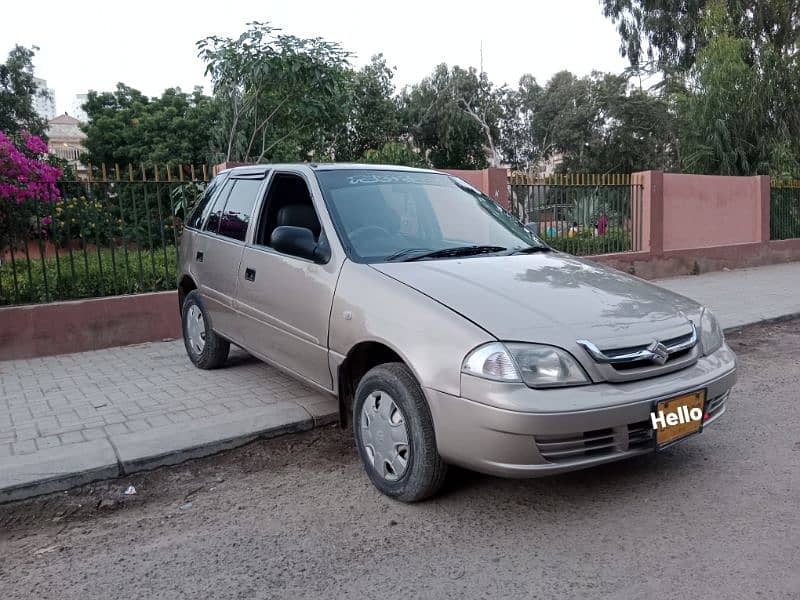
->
178 164 736 501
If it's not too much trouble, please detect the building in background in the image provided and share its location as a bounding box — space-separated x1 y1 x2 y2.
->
46 113 87 176
70 93 89 122
32 77 57 121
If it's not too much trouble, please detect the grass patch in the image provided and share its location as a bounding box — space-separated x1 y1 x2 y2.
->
1 245 178 305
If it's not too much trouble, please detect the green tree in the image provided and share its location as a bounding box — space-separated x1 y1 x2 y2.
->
0 45 47 139
197 22 351 163
600 0 800 72
584 73 676 172
81 84 215 166
361 141 428 168
502 70 675 173
533 71 597 169
335 54 400 161
499 74 543 170
675 3 800 175
401 64 503 169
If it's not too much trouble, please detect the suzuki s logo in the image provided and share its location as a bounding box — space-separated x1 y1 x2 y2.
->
647 340 669 365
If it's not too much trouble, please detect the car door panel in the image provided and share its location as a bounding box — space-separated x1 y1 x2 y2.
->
197 234 246 342
236 247 341 388
234 170 344 390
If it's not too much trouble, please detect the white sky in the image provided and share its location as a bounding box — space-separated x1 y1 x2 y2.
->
1 0 629 115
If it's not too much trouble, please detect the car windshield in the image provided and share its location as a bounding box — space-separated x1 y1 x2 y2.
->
315 169 546 263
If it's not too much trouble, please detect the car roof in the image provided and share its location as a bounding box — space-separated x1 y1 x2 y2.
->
221 163 442 178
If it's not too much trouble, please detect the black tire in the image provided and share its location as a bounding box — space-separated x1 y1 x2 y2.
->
353 363 447 502
181 290 230 369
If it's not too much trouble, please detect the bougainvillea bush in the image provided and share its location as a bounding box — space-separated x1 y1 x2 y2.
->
0 130 62 249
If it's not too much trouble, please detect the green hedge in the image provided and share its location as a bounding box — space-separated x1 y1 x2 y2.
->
1 246 178 305
543 230 631 255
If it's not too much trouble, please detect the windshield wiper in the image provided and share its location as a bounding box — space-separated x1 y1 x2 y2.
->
384 248 434 262
510 245 552 255
402 245 508 262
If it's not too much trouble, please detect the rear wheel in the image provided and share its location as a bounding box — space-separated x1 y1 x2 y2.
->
353 363 447 502
182 290 230 369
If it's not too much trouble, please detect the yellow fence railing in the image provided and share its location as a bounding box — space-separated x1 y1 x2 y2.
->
82 163 212 183
770 179 800 189
507 172 633 186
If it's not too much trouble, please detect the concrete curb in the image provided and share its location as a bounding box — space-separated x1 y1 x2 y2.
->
722 312 800 334
0 402 335 504
113 404 314 474
0 438 120 504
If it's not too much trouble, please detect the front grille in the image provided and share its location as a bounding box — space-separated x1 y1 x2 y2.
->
608 331 695 372
578 325 699 383
600 330 694 360
610 347 692 371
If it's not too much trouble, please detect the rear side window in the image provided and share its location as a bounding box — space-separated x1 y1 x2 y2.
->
203 179 233 234
186 173 228 230
217 179 262 241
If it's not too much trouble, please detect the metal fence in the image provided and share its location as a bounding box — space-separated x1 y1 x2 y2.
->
0 164 209 306
508 173 644 256
770 181 800 240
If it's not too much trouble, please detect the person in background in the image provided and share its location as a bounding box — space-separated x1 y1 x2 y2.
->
597 212 608 236
568 221 579 238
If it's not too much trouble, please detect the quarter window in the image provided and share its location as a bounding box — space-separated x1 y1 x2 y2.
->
203 179 233 234
186 173 228 230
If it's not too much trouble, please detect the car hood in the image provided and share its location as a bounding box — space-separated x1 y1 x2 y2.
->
371 252 702 349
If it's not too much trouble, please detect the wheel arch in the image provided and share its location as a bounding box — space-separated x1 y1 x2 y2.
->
337 340 423 428
178 274 198 313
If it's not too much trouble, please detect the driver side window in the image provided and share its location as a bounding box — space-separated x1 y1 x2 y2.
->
255 173 322 247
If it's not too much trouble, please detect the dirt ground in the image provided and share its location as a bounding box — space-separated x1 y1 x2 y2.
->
1 319 798 600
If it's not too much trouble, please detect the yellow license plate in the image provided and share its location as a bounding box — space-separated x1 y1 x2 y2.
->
654 390 706 448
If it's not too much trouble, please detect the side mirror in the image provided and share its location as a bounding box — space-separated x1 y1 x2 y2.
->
271 226 330 263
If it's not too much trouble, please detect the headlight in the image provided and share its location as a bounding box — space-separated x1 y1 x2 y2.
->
699 309 724 355
461 342 520 382
462 342 589 388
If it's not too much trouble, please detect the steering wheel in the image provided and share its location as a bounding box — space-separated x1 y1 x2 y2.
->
349 225 391 241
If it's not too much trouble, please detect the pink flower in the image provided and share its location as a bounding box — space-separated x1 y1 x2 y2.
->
41 216 53 226
0 130 62 206
24 134 49 155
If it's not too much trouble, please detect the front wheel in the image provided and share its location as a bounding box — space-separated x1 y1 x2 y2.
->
182 290 230 369
353 363 447 502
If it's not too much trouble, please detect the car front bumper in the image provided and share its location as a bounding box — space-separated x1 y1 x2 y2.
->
424 344 737 478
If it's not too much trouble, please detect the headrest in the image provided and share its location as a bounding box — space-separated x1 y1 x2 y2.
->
276 204 321 238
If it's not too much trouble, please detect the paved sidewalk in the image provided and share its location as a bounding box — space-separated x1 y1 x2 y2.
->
654 262 800 330
1 261 798 502
0 344 336 502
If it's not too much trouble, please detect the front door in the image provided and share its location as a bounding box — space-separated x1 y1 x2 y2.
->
235 171 344 390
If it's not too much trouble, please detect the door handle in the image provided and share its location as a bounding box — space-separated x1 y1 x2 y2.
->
196 251 204 263
245 268 256 282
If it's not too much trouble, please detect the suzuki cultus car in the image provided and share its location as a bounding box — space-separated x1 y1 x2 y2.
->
178 164 736 502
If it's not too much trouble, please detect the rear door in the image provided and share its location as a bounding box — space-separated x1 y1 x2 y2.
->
192 175 265 343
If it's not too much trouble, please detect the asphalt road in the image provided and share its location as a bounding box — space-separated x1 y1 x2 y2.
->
1 320 798 600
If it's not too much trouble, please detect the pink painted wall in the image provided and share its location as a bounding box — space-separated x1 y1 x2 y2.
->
631 171 653 253
0 291 181 360
661 173 766 251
